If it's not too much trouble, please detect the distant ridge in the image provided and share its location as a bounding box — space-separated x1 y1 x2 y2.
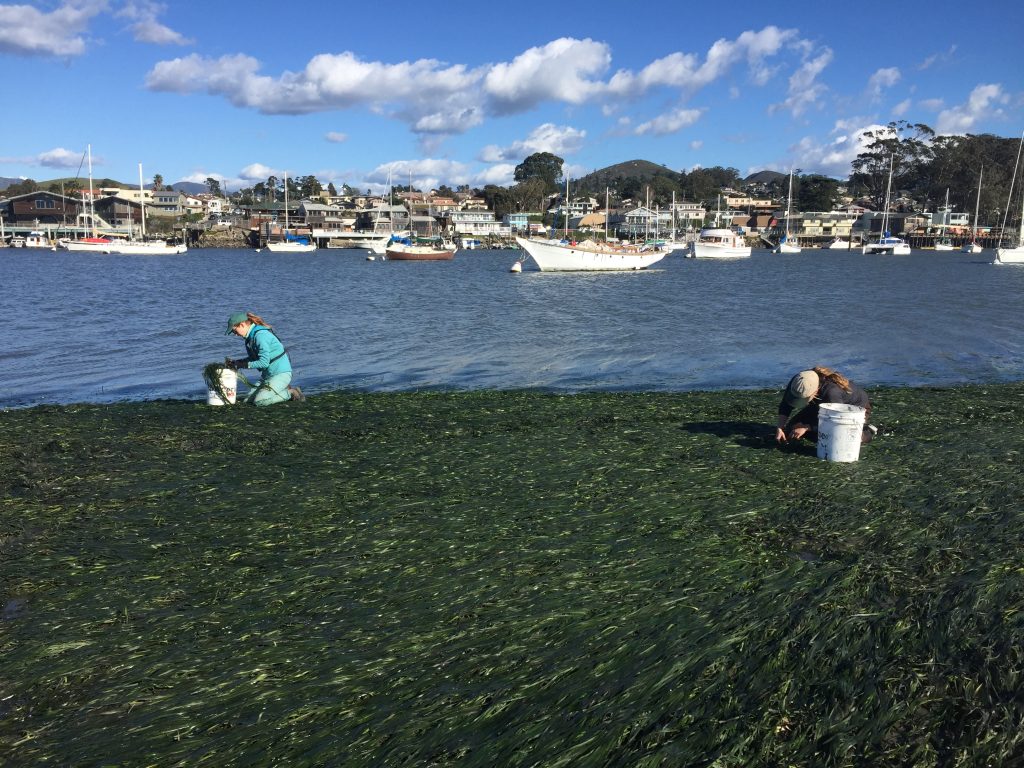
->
0 176 208 194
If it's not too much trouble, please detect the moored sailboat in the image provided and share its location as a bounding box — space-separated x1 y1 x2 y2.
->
266 172 316 253
996 131 1024 264
105 163 187 254
773 170 802 253
962 168 984 253
863 154 911 254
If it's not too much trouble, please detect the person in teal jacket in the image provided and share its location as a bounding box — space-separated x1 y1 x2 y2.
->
225 311 303 405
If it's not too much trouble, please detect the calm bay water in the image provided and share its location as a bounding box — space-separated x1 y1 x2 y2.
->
2 246 1023 407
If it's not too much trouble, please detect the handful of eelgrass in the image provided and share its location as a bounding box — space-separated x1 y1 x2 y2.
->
201 361 254 404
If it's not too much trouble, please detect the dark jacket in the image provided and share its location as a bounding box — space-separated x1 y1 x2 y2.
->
779 375 870 425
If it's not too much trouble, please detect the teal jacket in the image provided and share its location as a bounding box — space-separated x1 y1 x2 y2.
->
241 324 292 376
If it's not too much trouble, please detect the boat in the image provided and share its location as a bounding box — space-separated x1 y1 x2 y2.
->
515 236 666 271
691 228 751 259
996 131 1024 264
266 171 316 253
23 231 52 248
773 171 802 253
460 237 483 250
385 235 457 261
58 145 117 252
863 154 911 254
826 237 852 249
962 168 984 253
935 189 955 250
104 163 187 255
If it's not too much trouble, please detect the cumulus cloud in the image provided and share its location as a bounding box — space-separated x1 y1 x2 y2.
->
483 38 611 113
0 0 106 57
325 132 348 143
936 83 1008 134
784 120 892 177
770 46 833 117
239 163 282 181
478 123 586 164
634 107 704 136
892 98 911 116
117 1 191 45
38 147 87 168
867 67 900 99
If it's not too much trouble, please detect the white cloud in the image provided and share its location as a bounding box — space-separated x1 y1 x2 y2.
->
239 163 282 181
919 97 945 111
936 83 1008 134
483 38 611 113
867 67 900 99
364 158 474 191
892 98 911 117
38 147 86 168
116 0 191 45
690 140 703 151
474 164 516 187
770 47 833 117
478 123 586 164
634 108 704 136
919 45 956 70
325 132 348 143
0 0 106 57
783 120 891 177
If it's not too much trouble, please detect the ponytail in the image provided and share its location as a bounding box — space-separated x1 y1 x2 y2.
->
813 366 851 393
246 312 271 329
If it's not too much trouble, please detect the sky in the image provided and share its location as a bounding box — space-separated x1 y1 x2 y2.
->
2 0 1023 195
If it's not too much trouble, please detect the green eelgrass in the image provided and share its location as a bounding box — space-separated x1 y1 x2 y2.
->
202 362 256 404
3 385 1024 766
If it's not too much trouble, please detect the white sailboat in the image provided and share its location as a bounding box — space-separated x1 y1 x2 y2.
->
996 131 1024 264
58 145 116 252
863 154 911 254
104 164 187 255
774 170 801 253
962 168 984 253
935 188 955 250
266 172 316 253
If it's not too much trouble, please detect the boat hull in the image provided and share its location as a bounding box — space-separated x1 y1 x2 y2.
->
961 243 983 254
266 242 317 253
864 237 911 255
515 237 666 271
996 246 1024 264
58 238 116 252
385 246 455 261
105 241 187 255
774 243 802 254
691 229 751 259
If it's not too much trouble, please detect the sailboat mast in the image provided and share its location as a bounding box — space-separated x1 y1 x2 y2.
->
87 144 96 238
138 163 147 240
283 171 289 234
564 177 569 239
970 166 983 244
881 154 894 236
604 187 609 242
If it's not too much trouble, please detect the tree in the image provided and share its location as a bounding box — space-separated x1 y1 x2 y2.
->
6 179 39 196
152 174 163 191
510 178 546 213
480 185 515 219
266 176 279 202
296 175 323 198
848 120 935 209
796 174 840 212
205 177 222 197
514 152 564 194
436 184 455 198
327 182 338 196
680 166 741 205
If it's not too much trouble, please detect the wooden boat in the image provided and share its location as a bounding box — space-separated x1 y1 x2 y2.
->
515 236 666 271
385 236 457 261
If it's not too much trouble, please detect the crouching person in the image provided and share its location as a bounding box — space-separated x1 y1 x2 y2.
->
224 311 304 406
775 366 874 444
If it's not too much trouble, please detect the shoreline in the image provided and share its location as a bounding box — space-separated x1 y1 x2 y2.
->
4 384 1024 764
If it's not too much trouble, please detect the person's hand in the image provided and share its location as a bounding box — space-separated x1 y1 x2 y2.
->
775 427 788 443
224 357 237 370
789 425 810 441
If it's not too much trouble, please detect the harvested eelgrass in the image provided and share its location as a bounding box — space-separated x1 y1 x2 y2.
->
3 384 1024 766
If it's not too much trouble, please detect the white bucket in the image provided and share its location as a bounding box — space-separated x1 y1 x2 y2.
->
816 403 866 462
206 367 237 406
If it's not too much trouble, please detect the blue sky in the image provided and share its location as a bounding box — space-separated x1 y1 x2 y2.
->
2 0 1022 194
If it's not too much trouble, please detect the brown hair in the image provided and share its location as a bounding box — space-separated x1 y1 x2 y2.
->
245 312 271 329
813 366 851 393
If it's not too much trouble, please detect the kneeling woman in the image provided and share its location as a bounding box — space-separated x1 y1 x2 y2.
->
775 366 873 444
225 311 303 406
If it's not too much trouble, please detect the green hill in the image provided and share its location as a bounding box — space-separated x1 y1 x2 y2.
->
572 159 681 191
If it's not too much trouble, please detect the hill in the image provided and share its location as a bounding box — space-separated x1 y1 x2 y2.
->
572 159 680 191
744 170 786 185
0 176 207 195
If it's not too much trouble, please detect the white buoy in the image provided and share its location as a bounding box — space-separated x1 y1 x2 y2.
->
366 255 376 260
510 260 523 273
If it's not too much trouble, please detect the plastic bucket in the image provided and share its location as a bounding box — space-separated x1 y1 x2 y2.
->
816 403 866 462
206 367 237 406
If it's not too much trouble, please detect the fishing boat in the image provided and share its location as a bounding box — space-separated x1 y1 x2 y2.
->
962 168 984 253
691 228 751 259
996 131 1024 264
514 236 666 271
863 154 911 254
385 235 457 261
105 163 187 255
23 231 52 248
266 171 316 253
774 171 802 253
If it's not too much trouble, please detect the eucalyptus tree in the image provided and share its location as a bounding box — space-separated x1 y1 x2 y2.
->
848 120 935 208
152 174 163 191
205 177 222 197
514 152 564 194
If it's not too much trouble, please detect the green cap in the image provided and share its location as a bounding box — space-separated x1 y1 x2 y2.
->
226 311 248 334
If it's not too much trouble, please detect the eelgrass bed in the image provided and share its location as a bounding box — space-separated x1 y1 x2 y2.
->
3 385 1024 766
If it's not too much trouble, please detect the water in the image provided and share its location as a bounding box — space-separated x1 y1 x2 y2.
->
2 247 1023 407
